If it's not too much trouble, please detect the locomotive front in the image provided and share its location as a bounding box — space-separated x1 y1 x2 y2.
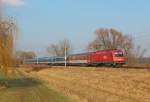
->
112 50 126 66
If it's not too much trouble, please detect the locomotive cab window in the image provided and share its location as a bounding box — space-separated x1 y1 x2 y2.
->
115 52 123 57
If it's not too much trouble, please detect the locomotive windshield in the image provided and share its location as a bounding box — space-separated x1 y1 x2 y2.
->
115 51 123 57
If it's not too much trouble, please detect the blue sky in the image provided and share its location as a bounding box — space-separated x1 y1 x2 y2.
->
4 0 150 56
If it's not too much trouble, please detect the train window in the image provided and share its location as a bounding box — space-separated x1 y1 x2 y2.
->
56 58 65 61
115 52 123 57
72 56 75 60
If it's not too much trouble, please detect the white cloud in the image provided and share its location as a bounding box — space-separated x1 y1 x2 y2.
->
1 0 25 6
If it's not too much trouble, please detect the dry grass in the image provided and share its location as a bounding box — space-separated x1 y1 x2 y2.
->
26 66 150 102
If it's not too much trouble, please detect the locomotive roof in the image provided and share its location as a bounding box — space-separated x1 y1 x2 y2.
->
25 56 65 61
68 52 93 56
68 49 123 56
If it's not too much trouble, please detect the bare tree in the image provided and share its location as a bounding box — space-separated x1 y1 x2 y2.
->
16 51 36 59
0 17 18 68
135 46 146 59
88 28 134 55
0 1 19 88
16 51 36 64
47 39 72 56
132 45 147 64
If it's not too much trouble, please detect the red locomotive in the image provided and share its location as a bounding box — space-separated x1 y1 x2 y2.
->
67 49 125 66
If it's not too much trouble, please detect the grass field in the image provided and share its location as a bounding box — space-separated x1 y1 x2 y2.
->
26 66 150 102
0 69 73 102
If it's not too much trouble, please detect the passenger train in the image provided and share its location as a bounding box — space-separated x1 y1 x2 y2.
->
25 49 126 67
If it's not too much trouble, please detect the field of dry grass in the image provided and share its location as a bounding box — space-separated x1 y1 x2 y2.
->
25 66 150 102
0 68 73 102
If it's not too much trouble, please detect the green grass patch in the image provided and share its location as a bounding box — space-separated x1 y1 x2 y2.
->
0 71 74 102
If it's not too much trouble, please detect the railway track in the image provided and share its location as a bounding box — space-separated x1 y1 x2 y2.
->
121 65 150 69
21 64 150 71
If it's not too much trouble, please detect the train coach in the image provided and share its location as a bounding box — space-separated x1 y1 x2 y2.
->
25 49 126 67
25 57 65 65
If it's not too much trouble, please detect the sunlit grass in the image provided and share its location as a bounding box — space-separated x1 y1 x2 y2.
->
32 67 150 102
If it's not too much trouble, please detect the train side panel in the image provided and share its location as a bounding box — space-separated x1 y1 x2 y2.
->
89 50 113 65
67 53 91 65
